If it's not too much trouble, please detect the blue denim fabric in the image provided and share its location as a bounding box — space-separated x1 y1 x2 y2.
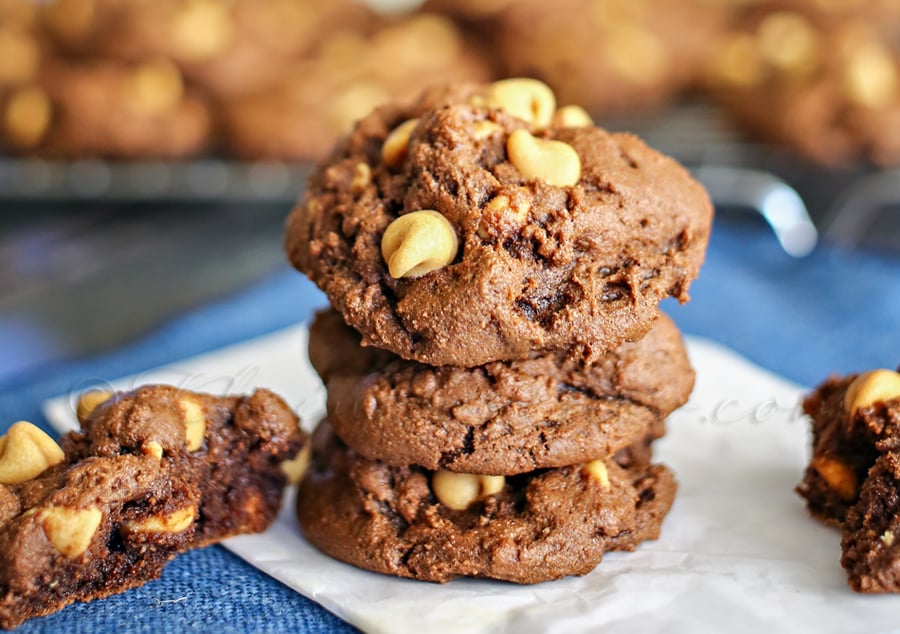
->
0 216 897 631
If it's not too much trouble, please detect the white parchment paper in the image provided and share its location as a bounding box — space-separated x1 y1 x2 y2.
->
43 326 900 633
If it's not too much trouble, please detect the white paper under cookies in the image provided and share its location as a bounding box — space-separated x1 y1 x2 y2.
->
43 326 900 634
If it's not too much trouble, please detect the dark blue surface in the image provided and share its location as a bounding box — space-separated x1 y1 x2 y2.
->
0 216 898 632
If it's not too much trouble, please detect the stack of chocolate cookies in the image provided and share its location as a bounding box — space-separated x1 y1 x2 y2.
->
286 79 713 583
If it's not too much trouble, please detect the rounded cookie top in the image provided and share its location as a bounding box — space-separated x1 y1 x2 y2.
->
309 309 693 475
296 422 676 584
286 80 713 367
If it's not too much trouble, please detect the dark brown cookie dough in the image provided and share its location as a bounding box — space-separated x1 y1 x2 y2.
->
0 385 306 629
309 309 693 474
842 452 900 593
296 422 676 584
1 59 212 158
286 81 713 367
796 367 900 592
708 2 900 166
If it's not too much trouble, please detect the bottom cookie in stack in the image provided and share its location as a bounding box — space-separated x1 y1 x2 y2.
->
297 421 675 584
295 310 695 583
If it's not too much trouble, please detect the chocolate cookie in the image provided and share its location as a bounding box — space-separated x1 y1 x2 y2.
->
309 309 693 474
0 385 306 629
221 13 493 160
796 366 900 592
37 0 368 98
708 2 900 166
286 80 713 367
296 422 676 584
1 59 212 157
492 0 729 114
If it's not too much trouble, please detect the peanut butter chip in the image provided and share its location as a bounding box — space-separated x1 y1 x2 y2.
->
280 444 311 484
382 119 418 168
178 397 206 451
844 369 900 415
171 0 233 60
76 390 113 423
507 129 582 187
484 78 556 128
4 86 51 149
757 12 820 73
0 28 40 84
39 506 102 558
583 459 611 489
0 422 65 485
431 471 505 510
844 43 898 109
713 34 766 87
604 24 667 84
126 60 185 116
812 456 857 501
126 506 195 534
381 210 459 279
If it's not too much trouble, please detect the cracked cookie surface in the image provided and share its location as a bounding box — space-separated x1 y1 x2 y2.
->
296 421 676 584
309 309 693 474
285 81 713 367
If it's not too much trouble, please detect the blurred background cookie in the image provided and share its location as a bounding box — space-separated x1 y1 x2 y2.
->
707 0 900 166
219 12 493 160
1 59 213 158
454 0 730 115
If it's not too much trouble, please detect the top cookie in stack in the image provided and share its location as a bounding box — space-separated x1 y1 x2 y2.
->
285 79 713 368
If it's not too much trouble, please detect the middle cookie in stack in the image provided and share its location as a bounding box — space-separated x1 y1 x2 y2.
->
287 79 713 583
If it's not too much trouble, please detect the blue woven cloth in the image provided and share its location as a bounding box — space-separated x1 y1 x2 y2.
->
0 215 898 632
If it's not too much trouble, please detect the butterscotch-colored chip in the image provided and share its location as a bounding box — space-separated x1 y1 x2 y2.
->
0 28 40 85
38 506 102 558
76 390 113 423
757 12 820 74
843 42 898 109
126 59 185 116
712 34 766 87
178 397 206 451
604 24 667 85
483 78 556 128
280 444 311 484
472 120 503 140
0 422 65 485
350 162 371 193
507 129 581 187
4 86 51 149
812 456 857 501
380 210 459 279
431 471 505 510
583 459 611 489
144 441 164 460
382 118 418 168
125 506 196 534
171 0 233 60
552 105 593 128
844 369 900 415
